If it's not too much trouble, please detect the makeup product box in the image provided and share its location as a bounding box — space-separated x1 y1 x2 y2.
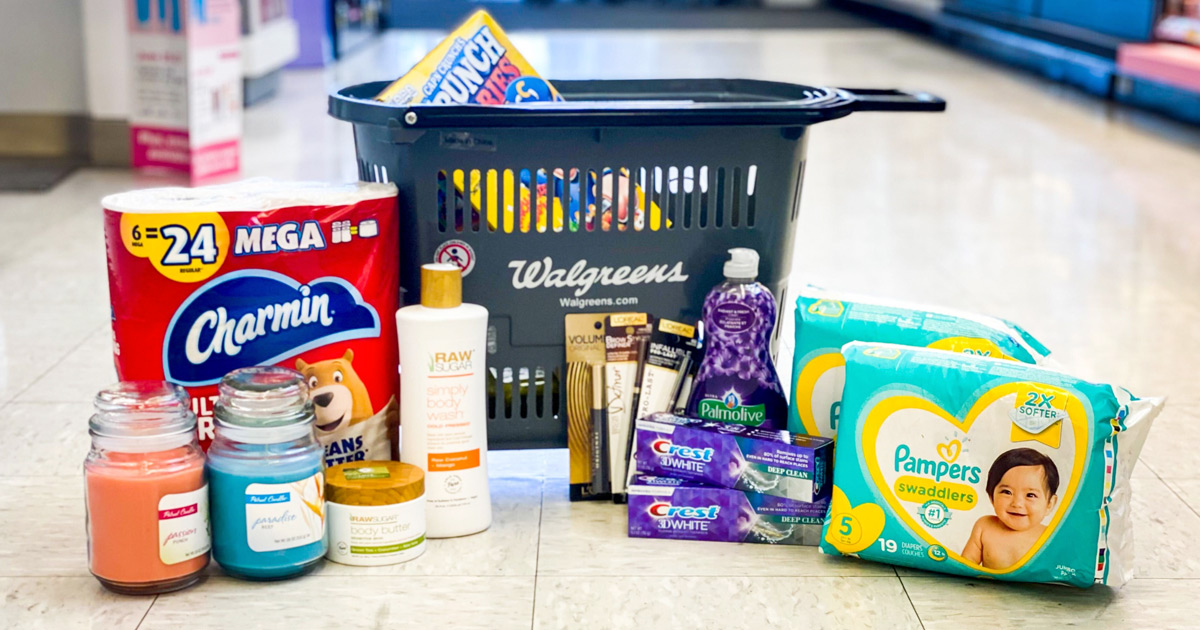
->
627 476 826 546
631 412 832 502
128 0 242 181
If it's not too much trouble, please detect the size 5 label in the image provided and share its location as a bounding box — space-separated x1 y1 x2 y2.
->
120 212 230 282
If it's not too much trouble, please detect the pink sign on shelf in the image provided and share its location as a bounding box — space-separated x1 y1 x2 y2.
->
128 0 242 182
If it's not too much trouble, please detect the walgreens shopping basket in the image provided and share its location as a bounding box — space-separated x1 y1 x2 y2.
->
329 78 944 449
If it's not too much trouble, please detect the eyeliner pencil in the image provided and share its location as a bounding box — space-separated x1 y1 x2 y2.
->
666 353 692 416
673 357 699 415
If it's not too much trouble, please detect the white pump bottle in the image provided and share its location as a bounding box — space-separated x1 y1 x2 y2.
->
397 263 491 538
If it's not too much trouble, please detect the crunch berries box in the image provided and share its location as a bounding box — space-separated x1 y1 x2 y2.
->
632 413 832 503
628 476 826 546
103 180 400 466
375 10 561 105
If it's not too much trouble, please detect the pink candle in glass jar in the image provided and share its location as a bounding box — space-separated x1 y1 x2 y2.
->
84 382 210 595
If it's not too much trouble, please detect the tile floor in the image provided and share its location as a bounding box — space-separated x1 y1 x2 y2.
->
3 22 1200 630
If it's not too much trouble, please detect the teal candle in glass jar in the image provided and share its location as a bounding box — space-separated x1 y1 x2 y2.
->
207 367 326 580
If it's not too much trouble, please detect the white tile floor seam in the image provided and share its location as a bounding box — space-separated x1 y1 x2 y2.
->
2 23 1199 629
895 572 928 630
531 477 547 630
132 596 156 630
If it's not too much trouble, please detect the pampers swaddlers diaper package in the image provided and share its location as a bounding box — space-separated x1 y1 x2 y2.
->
820 342 1162 587
790 287 1052 440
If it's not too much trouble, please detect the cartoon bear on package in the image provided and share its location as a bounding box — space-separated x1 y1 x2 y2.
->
297 349 398 466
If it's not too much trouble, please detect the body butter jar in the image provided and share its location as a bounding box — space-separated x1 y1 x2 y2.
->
207 367 326 580
84 382 210 595
325 461 425 566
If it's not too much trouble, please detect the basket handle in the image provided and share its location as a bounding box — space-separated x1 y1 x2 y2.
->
839 88 946 112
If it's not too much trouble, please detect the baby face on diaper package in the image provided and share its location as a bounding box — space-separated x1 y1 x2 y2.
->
819 342 1161 588
789 287 1052 440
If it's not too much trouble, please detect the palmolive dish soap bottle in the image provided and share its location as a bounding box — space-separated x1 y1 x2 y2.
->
687 248 788 429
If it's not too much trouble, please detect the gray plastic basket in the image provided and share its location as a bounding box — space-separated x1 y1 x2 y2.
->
329 78 944 450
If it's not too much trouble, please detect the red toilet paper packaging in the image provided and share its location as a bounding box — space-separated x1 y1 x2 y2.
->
103 180 400 464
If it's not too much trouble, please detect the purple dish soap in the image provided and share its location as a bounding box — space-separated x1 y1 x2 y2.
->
687 248 788 429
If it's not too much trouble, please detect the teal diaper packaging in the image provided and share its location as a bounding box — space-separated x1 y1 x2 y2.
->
819 342 1161 588
789 287 1052 440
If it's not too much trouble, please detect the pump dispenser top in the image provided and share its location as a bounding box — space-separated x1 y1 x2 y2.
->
723 248 759 280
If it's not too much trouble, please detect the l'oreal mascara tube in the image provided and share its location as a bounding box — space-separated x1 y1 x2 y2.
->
590 363 610 496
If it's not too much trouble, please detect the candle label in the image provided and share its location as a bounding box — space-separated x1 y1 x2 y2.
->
245 473 326 552
158 486 212 565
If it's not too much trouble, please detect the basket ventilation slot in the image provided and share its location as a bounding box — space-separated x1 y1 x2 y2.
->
436 165 758 234
360 160 391 184
487 366 561 421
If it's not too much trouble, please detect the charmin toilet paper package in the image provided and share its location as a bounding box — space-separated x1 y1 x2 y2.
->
103 180 400 465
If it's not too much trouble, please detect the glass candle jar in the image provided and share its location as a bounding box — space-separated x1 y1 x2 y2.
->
84 382 210 595
207 367 326 580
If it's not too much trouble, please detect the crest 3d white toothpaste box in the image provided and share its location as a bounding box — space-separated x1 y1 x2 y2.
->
627 476 827 545
631 413 832 502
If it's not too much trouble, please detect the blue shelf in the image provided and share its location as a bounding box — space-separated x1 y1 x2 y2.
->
1039 0 1158 42
833 0 1200 125
1115 75 1200 125
936 14 1116 97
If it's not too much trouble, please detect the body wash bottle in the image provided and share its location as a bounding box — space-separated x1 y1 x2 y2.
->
687 248 788 430
397 263 491 537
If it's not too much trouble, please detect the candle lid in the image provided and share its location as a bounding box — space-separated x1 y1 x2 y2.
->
326 461 424 505
90 381 197 451
214 367 314 443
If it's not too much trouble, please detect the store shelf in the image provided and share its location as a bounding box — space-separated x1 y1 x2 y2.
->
1039 0 1158 43
830 0 941 31
1115 43 1200 124
243 17 300 79
833 1 1200 125
1120 43 1200 93
943 4 1127 58
935 13 1115 96
834 0 1115 97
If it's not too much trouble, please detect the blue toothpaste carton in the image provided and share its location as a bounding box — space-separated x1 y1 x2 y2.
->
627 475 827 545
631 412 833 502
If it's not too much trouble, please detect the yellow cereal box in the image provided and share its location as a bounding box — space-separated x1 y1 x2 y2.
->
376 10 561 105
